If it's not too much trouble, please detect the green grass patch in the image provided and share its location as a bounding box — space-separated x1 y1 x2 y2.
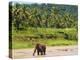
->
11 40 33 49
10 28 78 49
11 39 77 49
45 39 77 46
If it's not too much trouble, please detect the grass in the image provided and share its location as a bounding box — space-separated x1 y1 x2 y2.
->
12 28 77 36
45 39 77 46
11 38 77 49
10 28 78 49
12 40 33 49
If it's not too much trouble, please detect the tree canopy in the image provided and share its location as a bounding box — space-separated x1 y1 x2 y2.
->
9 2 78 30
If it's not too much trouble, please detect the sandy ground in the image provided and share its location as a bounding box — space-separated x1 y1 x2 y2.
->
10 45 78 59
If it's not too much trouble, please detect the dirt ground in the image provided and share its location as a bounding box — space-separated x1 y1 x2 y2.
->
10 45 78 59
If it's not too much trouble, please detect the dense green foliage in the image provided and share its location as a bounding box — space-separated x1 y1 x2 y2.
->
9 2 78 49
12 28 77 40
9 2 78 30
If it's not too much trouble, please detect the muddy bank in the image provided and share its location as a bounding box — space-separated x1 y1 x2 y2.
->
11 45 78 59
